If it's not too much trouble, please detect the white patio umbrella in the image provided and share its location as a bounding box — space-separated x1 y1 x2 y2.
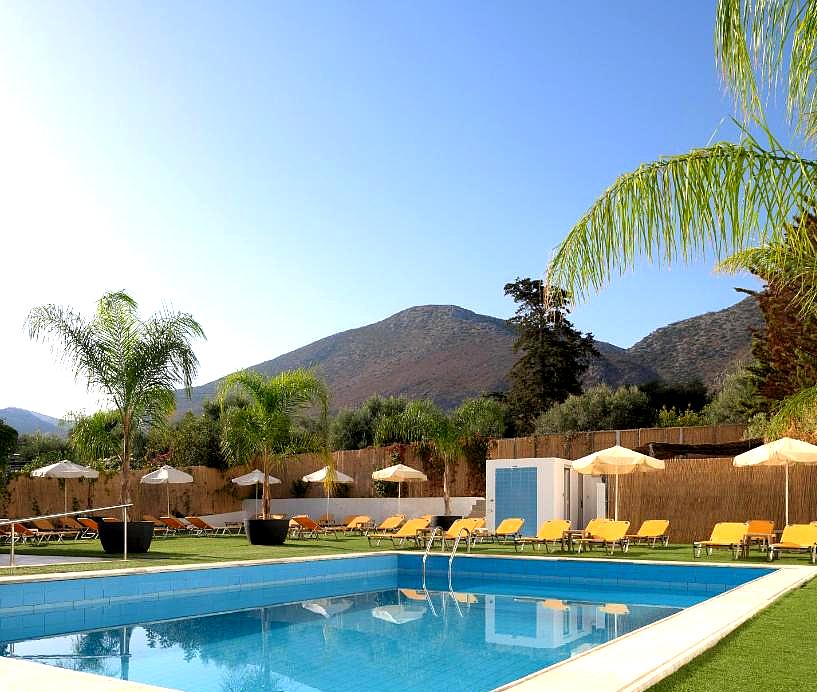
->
572 445 664 520
371 463 427 514
31 460 99 514
140 465 194 517
302 466 354 519
733 437 817 526
301 598 353 619
371 605 426 625
231 469 281 506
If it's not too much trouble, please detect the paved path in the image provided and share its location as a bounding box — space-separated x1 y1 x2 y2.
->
0 554 104 567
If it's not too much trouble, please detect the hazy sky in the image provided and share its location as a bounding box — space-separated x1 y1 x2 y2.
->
1 2 781 417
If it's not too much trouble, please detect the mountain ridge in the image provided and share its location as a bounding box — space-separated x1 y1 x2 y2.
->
173 297 763 415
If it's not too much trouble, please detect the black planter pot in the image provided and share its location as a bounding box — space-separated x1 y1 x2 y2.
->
430 515 462 531
95 520 155 554
246 518 289 546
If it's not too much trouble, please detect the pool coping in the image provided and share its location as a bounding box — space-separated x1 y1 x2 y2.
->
1 551 813 692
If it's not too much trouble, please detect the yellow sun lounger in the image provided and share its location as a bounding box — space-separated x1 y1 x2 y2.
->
625 519 670 547
374 514 405 532
693 522 748 559
368 517 430 547
576 520 630 555
475 517 525 543
768 524 817 564
514 520 571 552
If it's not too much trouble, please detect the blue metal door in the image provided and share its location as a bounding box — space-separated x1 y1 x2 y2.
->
495 466 537 536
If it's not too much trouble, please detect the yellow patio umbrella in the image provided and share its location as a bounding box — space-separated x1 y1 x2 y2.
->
733 437 817 526
572 445 664 520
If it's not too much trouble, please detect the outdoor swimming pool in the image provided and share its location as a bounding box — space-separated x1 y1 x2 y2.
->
0 555 773 692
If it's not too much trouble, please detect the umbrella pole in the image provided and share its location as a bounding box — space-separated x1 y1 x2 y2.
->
614 475 619 522
398 482 401 516
166 483 170 518
785 463 789 526
64 482 68 516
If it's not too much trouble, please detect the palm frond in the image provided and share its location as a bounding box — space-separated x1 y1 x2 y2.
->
548 140 817 299
764 383 817 438
716 0 817 141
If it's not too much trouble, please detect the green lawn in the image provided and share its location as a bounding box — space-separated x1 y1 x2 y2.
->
2 535 815 691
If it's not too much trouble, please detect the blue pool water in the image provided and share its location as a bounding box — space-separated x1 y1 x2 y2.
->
0 555 772 692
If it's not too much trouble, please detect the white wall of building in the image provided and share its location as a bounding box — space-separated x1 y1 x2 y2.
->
486 457 604 532
239 496 483 524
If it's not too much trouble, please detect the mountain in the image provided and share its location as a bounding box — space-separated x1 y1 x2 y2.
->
625 297 763 386
0 407 65 436
175 297 763 414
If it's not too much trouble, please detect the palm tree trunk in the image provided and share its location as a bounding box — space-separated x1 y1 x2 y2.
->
121 416 131 507
261 450 270 519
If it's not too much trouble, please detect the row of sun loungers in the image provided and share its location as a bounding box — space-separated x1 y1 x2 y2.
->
693 520 817 563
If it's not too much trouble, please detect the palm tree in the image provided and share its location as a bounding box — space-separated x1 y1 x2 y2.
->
547 0 817 434
374 398 505 514
27 291 204 504
218 369 331 518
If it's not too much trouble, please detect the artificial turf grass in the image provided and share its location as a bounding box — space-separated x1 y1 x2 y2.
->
1 535 811 576
650 577 817 692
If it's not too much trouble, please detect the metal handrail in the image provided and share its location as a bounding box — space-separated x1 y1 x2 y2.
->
448 527 471 591
1 503 133 568
421 526 440 590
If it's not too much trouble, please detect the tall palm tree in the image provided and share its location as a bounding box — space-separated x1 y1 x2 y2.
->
218 369 331 518
548 0 817 433
374 398 504 514
27 291 204 504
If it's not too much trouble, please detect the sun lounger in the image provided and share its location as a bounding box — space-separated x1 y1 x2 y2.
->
745 519 775 551
693 522 748 559
77 517 99 537
577 520 631 555
475 517 525 543
368 517 430 547
2 523 44 544
30 518 80 542
768 524 817 564
160 516 195 534
143 514 175 536
185 516 228 535
59 516 95 539
374 514 406 532
429 518 482 551
326 515 373 535
625 519 670 547
292 515 343 539
514 519 572 552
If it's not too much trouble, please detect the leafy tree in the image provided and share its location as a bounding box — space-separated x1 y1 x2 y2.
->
703 365 762 424
374 398 504 513
637 380 710 414
14 432 73 464
0 420 18 461
170 412 225 469
535 385 654 434
27 291 205 502
547 1 817 437
504 278 597 434
656 406 709 428
218 369 331 518
331 395 408 450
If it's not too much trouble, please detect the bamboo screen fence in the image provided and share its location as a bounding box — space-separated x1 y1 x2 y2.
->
4 423 778 541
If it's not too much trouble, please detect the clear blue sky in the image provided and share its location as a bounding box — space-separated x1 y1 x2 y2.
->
0 2 780 415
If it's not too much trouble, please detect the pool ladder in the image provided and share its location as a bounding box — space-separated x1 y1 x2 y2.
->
421 526 471 591
448 527 470 591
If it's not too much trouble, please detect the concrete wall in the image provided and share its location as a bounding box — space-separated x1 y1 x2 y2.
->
242 497 483 524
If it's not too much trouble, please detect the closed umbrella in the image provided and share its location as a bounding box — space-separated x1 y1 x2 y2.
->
140 465 194 517
302 466 354 519
733 437 817 526
572 445 664 520
371 463 427 514
31 460 99 514
231 469 281 507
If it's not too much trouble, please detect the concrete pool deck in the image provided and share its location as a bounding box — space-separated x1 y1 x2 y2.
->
0 554 104 568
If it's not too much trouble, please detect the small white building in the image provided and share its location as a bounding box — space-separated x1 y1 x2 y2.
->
486 457 606 535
